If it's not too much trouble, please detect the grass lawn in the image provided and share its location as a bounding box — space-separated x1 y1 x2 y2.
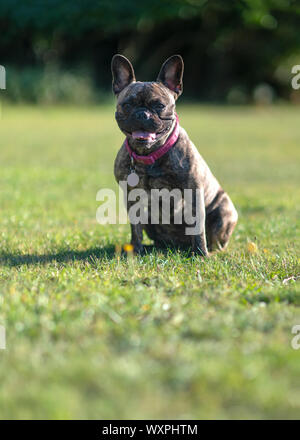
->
0 103 299 419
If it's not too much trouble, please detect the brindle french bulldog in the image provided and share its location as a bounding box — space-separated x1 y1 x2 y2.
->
112 54 238 256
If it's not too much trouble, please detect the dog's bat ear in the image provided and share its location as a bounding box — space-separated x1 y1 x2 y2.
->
157 55 184 97
111 54 136 95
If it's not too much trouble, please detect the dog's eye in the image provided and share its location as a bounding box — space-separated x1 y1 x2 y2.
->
154 102 165 112
122 103 132 112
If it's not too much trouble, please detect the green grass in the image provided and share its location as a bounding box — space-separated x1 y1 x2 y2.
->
0 103 299 419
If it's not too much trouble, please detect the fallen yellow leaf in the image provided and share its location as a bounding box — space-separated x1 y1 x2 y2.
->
123 243 134 253
247 242 258 254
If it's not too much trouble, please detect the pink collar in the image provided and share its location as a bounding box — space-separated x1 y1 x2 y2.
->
124 114 180 165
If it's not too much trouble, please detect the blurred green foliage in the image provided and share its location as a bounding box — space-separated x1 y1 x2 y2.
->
0 0 300 102
7 66 98 104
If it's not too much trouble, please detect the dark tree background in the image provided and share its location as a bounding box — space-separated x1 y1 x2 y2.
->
1 0 300 103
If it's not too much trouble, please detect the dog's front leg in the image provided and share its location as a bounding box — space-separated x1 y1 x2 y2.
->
126 196 144 255
130 223 144 254
185 185 208 257
192 233 208 257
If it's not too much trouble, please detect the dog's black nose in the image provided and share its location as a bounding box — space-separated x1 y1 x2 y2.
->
136 110 151 121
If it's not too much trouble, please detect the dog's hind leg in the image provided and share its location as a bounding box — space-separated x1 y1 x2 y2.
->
206 192 238 252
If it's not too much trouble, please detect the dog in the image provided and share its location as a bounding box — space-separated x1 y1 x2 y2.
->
112 54 238 256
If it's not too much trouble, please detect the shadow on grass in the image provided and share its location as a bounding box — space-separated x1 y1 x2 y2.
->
0 246 116 267
0 244 193 267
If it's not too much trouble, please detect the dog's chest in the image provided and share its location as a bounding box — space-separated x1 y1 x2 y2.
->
133 162 173 191
134 162 182 191
145 163 163 179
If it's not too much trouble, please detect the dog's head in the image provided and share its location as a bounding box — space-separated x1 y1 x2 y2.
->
111 54 184 153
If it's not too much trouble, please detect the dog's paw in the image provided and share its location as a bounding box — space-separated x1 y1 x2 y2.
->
133 243 145 255
192 247 209 258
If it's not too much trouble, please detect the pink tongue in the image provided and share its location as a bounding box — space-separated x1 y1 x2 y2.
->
132 131 156 141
